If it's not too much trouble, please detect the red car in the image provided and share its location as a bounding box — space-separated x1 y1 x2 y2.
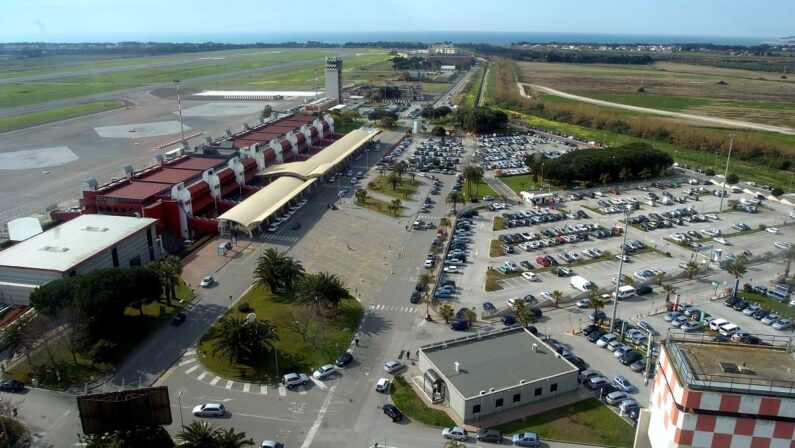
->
535 256 551 267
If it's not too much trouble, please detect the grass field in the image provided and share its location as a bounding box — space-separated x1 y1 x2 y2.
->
495 398 635 447
508 109 794 190
0 100 121 133
390 376 455 427
518 61 795 127
358 196 402 217
198 284 362 382
368 176 419 200
0 48 333 109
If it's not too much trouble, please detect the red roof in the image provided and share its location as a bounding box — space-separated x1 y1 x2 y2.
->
100 181 172 201
135 168 199 184
227 115 316 148
167 157 225 171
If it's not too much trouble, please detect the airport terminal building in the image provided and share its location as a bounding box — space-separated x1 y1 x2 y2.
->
417 326 579 423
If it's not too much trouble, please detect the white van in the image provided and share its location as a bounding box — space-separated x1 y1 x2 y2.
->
709 318 729 332
719 323 741 336
613 285 636 300
571 276 593 292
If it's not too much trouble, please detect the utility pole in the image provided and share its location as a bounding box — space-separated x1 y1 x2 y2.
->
174 79 185 143
718 133 735 213
609 207 634 329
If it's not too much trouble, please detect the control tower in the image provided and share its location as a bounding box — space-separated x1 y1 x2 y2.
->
324 57 343 103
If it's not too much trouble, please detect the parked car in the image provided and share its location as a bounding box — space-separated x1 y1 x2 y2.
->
0 380 24 393
384 360 404 373
606 391 629 405
192 403 225 417
501 315 517 326
442 427 468 441
282 373 309 389
511 432 540 447
476 429 503 443
335 352 354 367
383 403 403 422
313 364 336 380
613 375 633 392
773 319 793 331
375 378 390 392
172 312 187 326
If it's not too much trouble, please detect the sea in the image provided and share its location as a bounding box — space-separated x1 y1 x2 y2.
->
38 31 774 46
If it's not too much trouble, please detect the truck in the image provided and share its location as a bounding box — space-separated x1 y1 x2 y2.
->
570 275 594 292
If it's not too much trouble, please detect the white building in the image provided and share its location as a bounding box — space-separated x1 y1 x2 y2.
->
0 215 161 304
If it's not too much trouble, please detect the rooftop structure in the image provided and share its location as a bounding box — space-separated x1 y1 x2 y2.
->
325 57 343 103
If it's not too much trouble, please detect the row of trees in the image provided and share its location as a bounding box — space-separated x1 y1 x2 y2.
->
464 43 654 65
530 142 674 184
453 107 508 133
421 105 452 119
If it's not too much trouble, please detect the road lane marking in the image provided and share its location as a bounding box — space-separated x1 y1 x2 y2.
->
310 378 328 391
300 385 337 448
197 371 208 381
279 385 287 396
225 380 234 389
243 383 251 393
210 376 221 386
260 385 268 394
179 358 196 366
185 365 198 375
298 386 307 395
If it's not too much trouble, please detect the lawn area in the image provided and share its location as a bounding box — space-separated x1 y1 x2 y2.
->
460 181 498 202
495 398 635 448
357 196 404 218
498 174 562 194
7 281 195 389
741 291 795 320
493 216 506 231
489 239 504 257
0 100 122 132
368 176 419 200
198 284 362 382
390 376 455 427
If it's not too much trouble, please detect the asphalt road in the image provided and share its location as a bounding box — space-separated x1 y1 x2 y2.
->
521 83 795 135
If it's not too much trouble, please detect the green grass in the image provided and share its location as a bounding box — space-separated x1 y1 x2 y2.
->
741 291 795 320
498 174 562 194
368 176 419 200
356 196 403 218
460 181 499 202
495 398 635 448
198 284 362 382
0 100 121 132
493 216 506 231
489 239 504 258
572 92 713 111
485 268 522 292
508 110 794 191
391 376 455 427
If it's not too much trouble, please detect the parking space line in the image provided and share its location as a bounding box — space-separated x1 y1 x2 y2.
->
185 365 198 375
311 378 328 391
243 383 251 393
210 376 221 386
260 385 268 394
179 358 196 366
298 386 307 395
278 385 287 396
225 380 234 390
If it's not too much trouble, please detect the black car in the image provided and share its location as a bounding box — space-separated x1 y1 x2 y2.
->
544 255 559 266
564 355 588 371
751 309 769 320
724 297 739 307
172 312 187 326
529 307 543 318
741 334 761 345
733 301 749 311
455 308 469 319
594 383 618 396
335 352 354 367
636 285 653 295
450 320 469 331
582 324 599 336
441 279 456 288
0 380 24 392
476 429 503 443
383 404 403 422
620 350 643 366
586 330 605 343
410 291 421 304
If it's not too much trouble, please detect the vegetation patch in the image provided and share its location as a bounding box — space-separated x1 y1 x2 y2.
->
495 398 635 447
741 291 795 320
485 268 522 292
368 175 419 200
391 376 455 427
493 216 506 231
489 239 504 257
0 100 121 132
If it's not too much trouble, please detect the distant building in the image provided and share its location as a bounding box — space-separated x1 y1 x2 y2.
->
636 333 795 448
440 65 456 73
427 54 472 68
417 326 579 424
431 44 459 55
325 57 343 103
303 97 336 113
0 215 161 304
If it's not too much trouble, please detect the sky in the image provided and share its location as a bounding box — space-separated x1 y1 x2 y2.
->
0 0 792 42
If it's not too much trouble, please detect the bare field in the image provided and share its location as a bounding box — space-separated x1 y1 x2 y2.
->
518 61 795 127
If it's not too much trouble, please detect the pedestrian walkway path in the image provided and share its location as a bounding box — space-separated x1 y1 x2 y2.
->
368 304 419 314
259 234 300 243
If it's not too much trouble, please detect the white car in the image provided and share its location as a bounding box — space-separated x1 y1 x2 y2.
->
521 272 538 281
766 227 780 234
375 378 390 392
442 427 468 441
443 265 458 273
774 241 792 250
313 364 336 380
713 237 729 245
192 403 225 417
576 298 590 309
384 360 404 373
282 373 309 389
539 291 553 302
199 276 214 288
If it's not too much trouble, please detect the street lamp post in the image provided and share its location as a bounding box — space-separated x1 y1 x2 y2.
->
718 133 735 213
609 206 634 329
177 389 184 428
174 79 185 144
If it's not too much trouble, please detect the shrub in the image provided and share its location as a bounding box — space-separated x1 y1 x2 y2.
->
704 168 715 176
237 303 251 312
89 339 118 364
726 173 739 185
431 126 446 137
771 187 784 197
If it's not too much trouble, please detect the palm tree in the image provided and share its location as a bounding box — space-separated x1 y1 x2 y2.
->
784 246 795 279
177 421 222 448
394 161 407 179
471 166 485 196
295 272 349 313
588 293 605 323
684 261 700 280
215 427 255 448
149 255 182 306
377 165 386 177
463 166 477 197
387 172 401 191
727 258 748 298
354 188 368 205
599 172 611 186
254 248 286 293
367 180 377 190
279 257 305 291
439 217 451 228
639 168 651 182
551 290 563 308
619 167 631 183
212 316 249 363
462 308 477 325
438 304 455 323
420 294 432 319
447 191 463 213
418 273 432 290
654 271 666 285
662 284 675 303
390 199 402 215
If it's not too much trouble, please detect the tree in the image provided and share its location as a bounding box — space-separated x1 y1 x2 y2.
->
354 188 368 205
389 199 402 215
684 261 700 280
149 255 181 306
588 293 605 323
771 187 784 197
394 161 407 178
551 290 563 308
367 180 376 190
462 308 477 325
387 172 401 191
380 116 396 129
463 165 484 197
1 322 29 366
420 294 432 319
431 126 446 137
80 426 173 448
61 308 90 365
727 257 748 298
619 167 631 183
260 105 272 119
177 421 223 448
438 304 455 323
216 427 255 448
212 316 279 364
639 167 652 182
254 248 303 294
446 191 463 213
726 173 739 185
654 271 666 285
295 272 349 313
418 274 432 290
662 284 675 303
599 172 611 186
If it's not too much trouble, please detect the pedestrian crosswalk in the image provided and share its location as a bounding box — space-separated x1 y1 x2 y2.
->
398 252 430 259
231 272 255 280
417 214 445 221
260 234 299 243
368 304 418 314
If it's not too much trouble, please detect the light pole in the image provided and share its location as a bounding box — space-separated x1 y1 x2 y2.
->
609 206 634 329
174 79 185 144
177 389 184 428
718 133 735 213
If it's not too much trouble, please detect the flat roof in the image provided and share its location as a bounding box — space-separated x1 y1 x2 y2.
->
218 177 316 229
167 156 225 171
669 339 795 396
0 215 157 273
134 168 199 185
229 115 317 147
100 181 172 201
196 90 317 97
422 328 577 399
262 128 379 179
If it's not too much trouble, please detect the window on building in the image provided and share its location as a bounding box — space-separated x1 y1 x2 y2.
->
513 393 521 403
550 383 558 393
473 404 481 414
146 228 153 246
534 387 542 397
496 398 503 408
